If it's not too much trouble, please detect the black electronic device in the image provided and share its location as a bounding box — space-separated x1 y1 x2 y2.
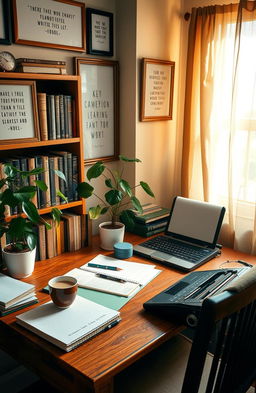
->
143 268 250 327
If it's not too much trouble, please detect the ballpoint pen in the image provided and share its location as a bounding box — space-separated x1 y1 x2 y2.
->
95 273 126 283
88 263 122 271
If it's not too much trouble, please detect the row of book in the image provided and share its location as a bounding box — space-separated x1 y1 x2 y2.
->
37 92 74 141
0 212 92 263
0 151 79 214
120 203 170 237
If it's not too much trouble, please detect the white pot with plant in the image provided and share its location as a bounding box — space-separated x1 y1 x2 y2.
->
0 163 66 278
77 155 155 250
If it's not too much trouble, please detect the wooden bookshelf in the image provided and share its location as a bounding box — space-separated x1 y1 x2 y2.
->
0 72 86 258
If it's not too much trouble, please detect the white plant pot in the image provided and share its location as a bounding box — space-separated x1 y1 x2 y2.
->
99 221 125 251
2 246 36 279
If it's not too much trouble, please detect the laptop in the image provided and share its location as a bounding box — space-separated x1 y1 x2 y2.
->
133 196 226 272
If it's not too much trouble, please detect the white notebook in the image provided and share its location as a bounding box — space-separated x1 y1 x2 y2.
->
0 273 35 309
16 295 121 352
66 268 140 297
80 254 160 286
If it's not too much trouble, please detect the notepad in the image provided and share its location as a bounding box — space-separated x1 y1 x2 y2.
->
16 295 121 352
80 254 160 286
66 268 140 297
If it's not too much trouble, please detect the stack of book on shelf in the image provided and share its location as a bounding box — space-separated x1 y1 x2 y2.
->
0 151 79 211
15 58 67 74
65 254 161 297
120 203 170 237
16 295 121 352
0 213 92 262
0 273 38 316
37 92 74 140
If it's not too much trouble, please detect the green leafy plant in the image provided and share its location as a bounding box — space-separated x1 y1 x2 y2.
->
77 155 155 226
0 163 67 253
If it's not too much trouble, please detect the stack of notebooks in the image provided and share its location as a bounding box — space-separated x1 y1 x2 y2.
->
121 203 170 237
0 273 38 316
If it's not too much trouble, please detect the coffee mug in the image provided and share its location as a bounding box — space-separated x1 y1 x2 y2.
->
48 276 78 308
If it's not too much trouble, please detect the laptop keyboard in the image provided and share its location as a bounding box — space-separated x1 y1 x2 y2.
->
141 236 211 263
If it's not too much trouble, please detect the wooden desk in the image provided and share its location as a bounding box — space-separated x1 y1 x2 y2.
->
0 233 255 393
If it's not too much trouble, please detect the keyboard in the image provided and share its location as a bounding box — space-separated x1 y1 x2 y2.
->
140 236 211 263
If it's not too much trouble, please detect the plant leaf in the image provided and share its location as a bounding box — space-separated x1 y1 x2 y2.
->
35 179 48 192
1 188 18 208
14 186 36 201
51 207 62 224
105 178 114 188
88 205 103 220
119 179 132 197
87 162 105 181
119 155 141 163
140 181 155 197
3 163 17 177
105 190 123 206
131 196 143 213
26 232 37 251
22 200 41 224
120 209 135 228
8 216 27 238
56 190 68 203
53 169 66 182
77 182 94 198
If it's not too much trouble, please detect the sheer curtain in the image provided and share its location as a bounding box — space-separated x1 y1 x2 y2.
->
182 1 256 253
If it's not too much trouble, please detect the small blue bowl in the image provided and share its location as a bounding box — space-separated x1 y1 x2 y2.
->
114 242 133 259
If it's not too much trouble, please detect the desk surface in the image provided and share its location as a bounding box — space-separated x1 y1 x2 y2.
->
0 233 255 393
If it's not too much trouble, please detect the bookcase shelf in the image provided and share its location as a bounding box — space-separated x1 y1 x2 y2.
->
0 72 86 260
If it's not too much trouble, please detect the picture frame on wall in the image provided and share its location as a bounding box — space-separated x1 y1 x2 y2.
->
0 0 12 45
86 8 113 56
75 57 119 165
140 58 175 121
12 0 86 52
0 80 39 144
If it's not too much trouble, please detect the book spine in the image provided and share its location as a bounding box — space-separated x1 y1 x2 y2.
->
37 93 48 141
72 154 78 201
64 96 69 138
127 226 165 237
53 156 60 205
41 156 51 208
34 156 44 208
19 158 29 186
47 95 56 140
37 223 46 260
133 219 168 232
54 95 61 139
16 58 66 65
57 156 65 204
65 95 73 138
27 157 38 208
48 156 57 206
134 209 170 224
66 153 73 201
59 95 66 139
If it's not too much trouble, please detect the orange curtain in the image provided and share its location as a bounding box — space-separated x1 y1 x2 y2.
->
182 1 256 253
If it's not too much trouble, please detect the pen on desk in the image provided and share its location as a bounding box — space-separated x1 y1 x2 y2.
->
88 263 121 271
96 273 126 283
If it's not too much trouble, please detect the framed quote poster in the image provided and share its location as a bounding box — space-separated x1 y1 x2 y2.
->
141 58 175 121
0 0 12 45
75 58 119 165
12 0 86 51
86 8 113 56
0 80 39 144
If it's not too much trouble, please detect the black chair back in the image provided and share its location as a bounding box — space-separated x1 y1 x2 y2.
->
181 267 256 393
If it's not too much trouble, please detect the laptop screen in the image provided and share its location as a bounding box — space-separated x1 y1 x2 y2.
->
166 197 225 246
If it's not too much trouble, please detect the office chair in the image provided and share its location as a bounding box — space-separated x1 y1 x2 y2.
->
115 267 256 393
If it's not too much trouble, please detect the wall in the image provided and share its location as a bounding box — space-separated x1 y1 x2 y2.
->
135 0 184 209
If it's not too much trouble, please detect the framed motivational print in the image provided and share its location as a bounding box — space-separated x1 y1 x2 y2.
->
86 8 113 56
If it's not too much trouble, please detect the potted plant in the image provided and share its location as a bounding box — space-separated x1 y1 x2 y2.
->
0 163 66 278
77 155 155 250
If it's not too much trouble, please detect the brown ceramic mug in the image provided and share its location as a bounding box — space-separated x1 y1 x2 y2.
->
48 276 78 308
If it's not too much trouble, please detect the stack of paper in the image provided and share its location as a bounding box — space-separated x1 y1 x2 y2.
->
16 295 121 352
0 273 38 316
65 254 161 297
